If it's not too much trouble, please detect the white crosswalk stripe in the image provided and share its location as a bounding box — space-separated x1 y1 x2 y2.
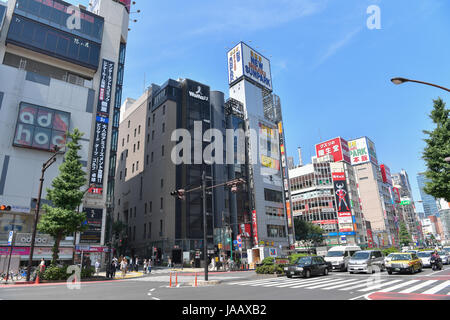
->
377 280 420 293
227 276 450 296
398 280 437 294
306 278 361 290
421 280 450 295
358 280 402 292
323 279 367 290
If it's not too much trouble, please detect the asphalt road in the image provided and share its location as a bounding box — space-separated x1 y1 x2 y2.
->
1 266 449 301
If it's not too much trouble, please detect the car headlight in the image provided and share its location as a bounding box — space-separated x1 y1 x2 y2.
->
296 267 304 271
402 263 410 268
284 267 288 271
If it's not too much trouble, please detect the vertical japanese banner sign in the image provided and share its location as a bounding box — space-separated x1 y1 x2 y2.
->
332 172 351 216
89 59 115 188
252 210 258 246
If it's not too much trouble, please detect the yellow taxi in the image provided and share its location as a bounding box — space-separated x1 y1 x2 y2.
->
386 252 423 274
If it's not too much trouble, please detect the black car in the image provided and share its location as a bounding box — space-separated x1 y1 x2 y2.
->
284 256 332 278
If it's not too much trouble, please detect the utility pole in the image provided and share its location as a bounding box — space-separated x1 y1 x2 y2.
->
26 146 62 281
171 175 246 281
202 170 208 281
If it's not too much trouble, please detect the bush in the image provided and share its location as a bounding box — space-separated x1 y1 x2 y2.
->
261 257 274 265
255 264 284 274
288 253 313 264
40 265 96 281
382 247 400 256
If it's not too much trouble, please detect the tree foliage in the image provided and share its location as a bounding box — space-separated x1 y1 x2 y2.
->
294 218 324 246
399 222 412 247
422 97 450 201
38 129 88 264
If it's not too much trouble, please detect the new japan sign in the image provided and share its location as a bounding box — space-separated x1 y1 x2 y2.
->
315 137 351 163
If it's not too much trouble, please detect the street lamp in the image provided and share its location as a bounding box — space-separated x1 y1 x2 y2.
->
26 146 64 281
390 77 450 92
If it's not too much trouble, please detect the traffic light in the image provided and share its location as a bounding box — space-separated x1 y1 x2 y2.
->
170 189 185 200
0 205 11 211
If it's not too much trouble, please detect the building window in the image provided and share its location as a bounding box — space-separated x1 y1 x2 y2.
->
163 105 166 115
134 128 137 137
124 168 127 177
136 161 139 171
151 152 154 162
127 134 129 143
120 171 122 180
133 144 136 152
160 179 164 188
143 223 147 239
264 189 283 203
134 207 137 218
148 222 152 238
148 117 150 127
160 197 163 210
153 113 155 123
137 141 140 150
149 201 152 213
152 130 155 140
162 123 165 133
146 154 149 165
128 120 130 128
138 125 141 134
162 145 165 157
132 163 135 173
133 226 136 241
160 219 163 234
122 138 124 147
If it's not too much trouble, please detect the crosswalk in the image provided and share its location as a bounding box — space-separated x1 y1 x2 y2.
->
227 277 450 296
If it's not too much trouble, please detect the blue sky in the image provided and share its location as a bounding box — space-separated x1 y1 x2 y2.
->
79 0 449 210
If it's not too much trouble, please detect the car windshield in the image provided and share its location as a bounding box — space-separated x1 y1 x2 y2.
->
296 257 312 265
391 254 411 261
326 251 344 257
387 253 395 258
438 252 446 256
417 252 432 257
444 248 450 253
352 252 370 260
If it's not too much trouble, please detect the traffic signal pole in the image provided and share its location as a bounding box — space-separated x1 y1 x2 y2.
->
202 171 208 281
171 175 246 282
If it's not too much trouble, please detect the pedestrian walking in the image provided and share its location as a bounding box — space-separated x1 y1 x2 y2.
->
148 258 152 273
39 258 46 273
168 257 172 268
135 257 139 272
143 259 148 274
95 260 101 275
109 260 116 279
120 258 128 278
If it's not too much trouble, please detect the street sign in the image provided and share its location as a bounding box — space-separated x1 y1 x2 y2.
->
7 231 14 246
400 200 411 206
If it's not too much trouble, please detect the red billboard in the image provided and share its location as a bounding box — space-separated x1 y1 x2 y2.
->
315 137 351 163
252 210 258 246
380 164 393 186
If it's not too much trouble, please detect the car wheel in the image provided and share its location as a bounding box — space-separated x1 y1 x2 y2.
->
409 267 414 274
323 268 329 276
287 275 292 278
349 271 354 274
304 270 311 278
387 270 392 275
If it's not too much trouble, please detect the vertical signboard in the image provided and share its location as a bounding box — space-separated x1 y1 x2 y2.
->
97 59 115 116
252 210 258 246
315 137 351 163
332 172 353 232
89 59 114 191
380 164 393 186
80 208 103 244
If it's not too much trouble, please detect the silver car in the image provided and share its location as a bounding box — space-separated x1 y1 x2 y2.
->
348 250 386 274
438 251 450 265
417 251 433 267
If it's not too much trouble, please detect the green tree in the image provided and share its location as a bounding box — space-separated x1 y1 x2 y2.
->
422 97 450 201
38 129 88 265
399 222 412 247
294 218 324 246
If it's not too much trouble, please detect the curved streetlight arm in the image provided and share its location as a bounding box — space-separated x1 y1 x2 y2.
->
391 77 450 92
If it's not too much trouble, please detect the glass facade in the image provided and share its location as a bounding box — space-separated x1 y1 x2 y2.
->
15 0 104 43
7 14 101 70
417 173 440 217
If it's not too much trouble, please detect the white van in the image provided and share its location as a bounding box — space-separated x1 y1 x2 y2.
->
324 245 361 271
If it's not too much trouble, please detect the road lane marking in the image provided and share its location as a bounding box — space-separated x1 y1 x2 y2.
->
377 280 420 292
260 277 331 287
274 278 339 288
323 279 367 290
358 280 402 292
307 278 360 290
289 278 342 289
339 279 391 291
421 280 450 295
398 280 438 293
